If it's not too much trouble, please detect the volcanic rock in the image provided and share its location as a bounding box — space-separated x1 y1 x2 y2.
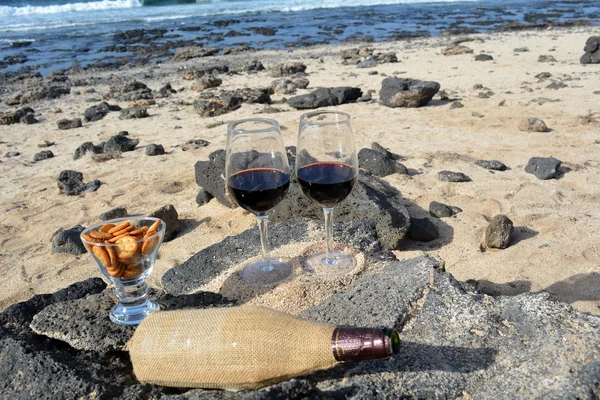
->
33 150 54 161
103 135 139 153
270 62 307 77
145 144 165 156
20 85 70 104
442 45 473 55
270 78 310 95
51 225 87 255
429 201 460 218
580 36 600 64
73 142 104 160
195 188 213 206
192 75 222 91
99 207 128 221
485 214 514 249
57 118 82 130
84 102 121 122
358 148 406 177
172 46 219 61
119 105 149 120
475 54 494 61
438 170 471 182
148 204 181 242
287 87 362 109
538 55 557 63
475 159 507 171
518 117 548 132
380 78 440 108
57 170 101 195
525 157 561 180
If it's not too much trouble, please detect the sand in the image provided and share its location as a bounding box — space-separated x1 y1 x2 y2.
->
0 26 599 316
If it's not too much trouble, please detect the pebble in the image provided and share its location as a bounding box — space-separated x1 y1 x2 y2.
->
99 207 128 221
195 188 214 206
518 118 548 132
145 144 165 156
438 170 472 182
475 159 507 171
485 215 514 249
525 157 561 180
33 150 54 161
429 201 461 218
57 118 82 130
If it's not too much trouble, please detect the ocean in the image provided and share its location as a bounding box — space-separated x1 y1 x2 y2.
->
0 0 598 75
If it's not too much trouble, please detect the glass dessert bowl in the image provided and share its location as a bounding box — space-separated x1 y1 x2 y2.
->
80 216 165 325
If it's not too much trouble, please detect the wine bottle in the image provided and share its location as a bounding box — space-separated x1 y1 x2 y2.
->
128 306 400 390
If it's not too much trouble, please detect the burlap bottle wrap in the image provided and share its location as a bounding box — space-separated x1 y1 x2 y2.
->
128 306 337 390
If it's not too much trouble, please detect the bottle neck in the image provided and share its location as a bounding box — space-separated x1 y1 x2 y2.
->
331 327 395 363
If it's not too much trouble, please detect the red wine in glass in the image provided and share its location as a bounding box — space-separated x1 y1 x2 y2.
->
228 168 290 215
297 162 357 207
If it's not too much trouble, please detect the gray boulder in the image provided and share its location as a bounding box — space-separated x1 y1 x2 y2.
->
475 159 507 171
429 201 460 218
525 157 561 180
580 36 600 64
358 148 406 177
57 170 101 195
33 150 54 161
148 204 181 242
270 62 306 77
84 102 121 122
438 170 471 182
99 206 127 221
485 214 513 249
371 142 401 160
57 118 82 130
73 141 104 160
475 54 494 61
119 105 149 120
194 150 232 207
380 78 440 108
145 143 165 156
51 225 87 255
518 117 548 132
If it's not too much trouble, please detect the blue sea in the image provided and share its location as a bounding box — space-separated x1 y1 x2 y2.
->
0 0 598 75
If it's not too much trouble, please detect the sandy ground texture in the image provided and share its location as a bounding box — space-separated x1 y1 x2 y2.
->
0 26 599 316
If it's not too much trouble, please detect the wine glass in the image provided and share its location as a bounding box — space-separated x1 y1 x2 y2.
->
226 118 292 285
296 111 359 277
80 216 165 325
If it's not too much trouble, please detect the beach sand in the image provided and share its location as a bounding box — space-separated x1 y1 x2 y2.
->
0 26 599 316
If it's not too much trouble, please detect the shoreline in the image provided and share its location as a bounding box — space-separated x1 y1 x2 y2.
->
1 26 599 316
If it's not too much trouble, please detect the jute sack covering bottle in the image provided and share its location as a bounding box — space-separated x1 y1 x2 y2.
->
128 306 400 390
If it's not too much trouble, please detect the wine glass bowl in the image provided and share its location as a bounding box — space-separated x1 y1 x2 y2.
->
296 111 359 277
80 216 165 325
226 118 293 286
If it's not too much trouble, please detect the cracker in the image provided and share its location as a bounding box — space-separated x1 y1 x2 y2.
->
129 226 148 236
99 224 116 233
106 261 125 278
90 231 113 240
104 241 119 267
115 235 139 261
108 222 131 234
91 246 111 269
142 235 160 255
110 224 135 237
122 265 143 279
146 220 162 236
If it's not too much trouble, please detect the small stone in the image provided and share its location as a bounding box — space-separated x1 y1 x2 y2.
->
538 55 557 63
442 45 473 55
103 135 139 153
148 204 181 242
358 148 398 177
408 217 439 242
438 170 471 182
518 118 548 132
182 139 210 151
195 188 214 206
472 112 484 118
119 106 148 120
57 170 100 195
20 114 38 124
485 214 514 249
475 54 493 61
429 201 459 218
73 142 103 160
57 118 82 130
525 157 561 180
145 144 165 156
33 150 54 161
4 151 20 158
475 159 507 171
192 75 222 91
52 225 87 254
270 62 307 77
99 207 127 221
357 59 377 68
450 101 464 109
379 78 440 108
38 140 55 148
514 47 529 52
546 81 567 90
535 72 552 80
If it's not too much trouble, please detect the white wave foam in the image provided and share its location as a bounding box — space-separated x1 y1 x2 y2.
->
0 0 142 17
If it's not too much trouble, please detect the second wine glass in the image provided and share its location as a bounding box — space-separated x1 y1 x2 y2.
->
226 118 292 285
296 111 359 277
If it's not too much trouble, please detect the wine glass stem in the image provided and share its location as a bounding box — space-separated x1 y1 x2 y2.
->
323 207 335 264
257 216 273 271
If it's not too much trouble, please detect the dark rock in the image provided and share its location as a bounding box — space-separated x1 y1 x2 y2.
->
192 75 222 91
518 117 549 132
408 217 439 242
57 118 82 130
84 102 121 122
0 114 16 125
4 151 20 158
194 150 232 207
20 114 38 124
485 214 514 249
172 46 219 61
535 72 552 80
450 101 464 109
73 141 103 160
99 206 128 221
475 54 494 61
13 106 34 121
158 83 177 98
270 62 307 77
429 201 460 218
193 93 243 117
178 65 229 80
236 59 265 72
20 85 70 104
580 36 600 64
195 188 213 206
33 150 54 161
371 142 400 160
472 112 484 118
104 135 139 153
119 105 149 120
438 170 471 182
538 55 557 62
51 225 87 255
357 59 377 68
38 141 55 148
162 218 384 294
475 159 507 171
57 170 100 195
148 204 181 242
105 80 153 102
145 143 165 156
358 148 399 177
287 87 361 110
546 81 568 90
182 139 210 151
380 78 440 108
525 157 561 180
514 47 529 52
247 27 277 36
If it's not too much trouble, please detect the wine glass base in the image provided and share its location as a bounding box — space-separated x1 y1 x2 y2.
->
240 258 292 286
304 250 356 277
110 299 160 325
